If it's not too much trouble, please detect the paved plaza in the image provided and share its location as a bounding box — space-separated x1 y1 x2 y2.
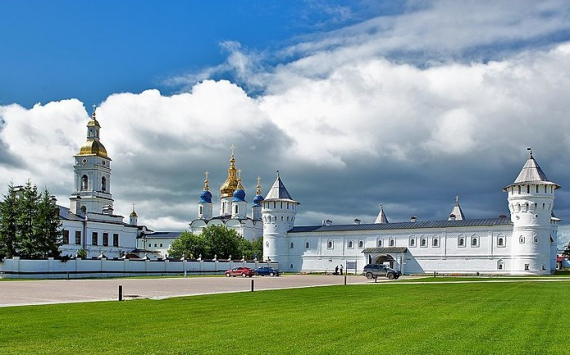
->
0 274 377 307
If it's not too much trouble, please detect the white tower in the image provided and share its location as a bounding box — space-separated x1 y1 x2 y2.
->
262 171 299 270
129 204 138 226
70 109 113 215
198 171 213 220
505 148 560 275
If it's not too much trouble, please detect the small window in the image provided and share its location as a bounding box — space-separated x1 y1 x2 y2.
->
498 237 504 247
525 264 530 271
519 236 525 244
409 238 415 247
421 238 427 247
81 175 88 190
327 241 334 249
160 244 163 247
266 241 269 247
62 230 70 244
533 236 538 244
290 242 294 249
101 177 107 192
377 239 382 247
471 237 479 247
348 241 354 248
102 233 109 247
458 237 465 247
199 206 203 214
542 264 546 271
113 234 119 247
75 231 81 245
433 238 439 247
92 232 98 246
305 242 310 249
389 239 395 247
358 240 364 248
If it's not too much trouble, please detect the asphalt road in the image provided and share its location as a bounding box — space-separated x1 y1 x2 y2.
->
0 274 379 307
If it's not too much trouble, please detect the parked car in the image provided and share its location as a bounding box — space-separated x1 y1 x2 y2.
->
254 267 280 277
225 266 255 277
362 264 401 280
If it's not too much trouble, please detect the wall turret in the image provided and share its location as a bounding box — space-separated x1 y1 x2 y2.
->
262 171 299 269
504 148 560 275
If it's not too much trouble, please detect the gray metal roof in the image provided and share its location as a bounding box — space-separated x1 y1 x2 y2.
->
141 231 182 239
507 152 560 189
289 217 512 233
264 173 298 203
362 247 408 254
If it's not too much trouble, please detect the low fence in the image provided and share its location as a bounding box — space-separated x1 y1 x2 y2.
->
0 257 278 279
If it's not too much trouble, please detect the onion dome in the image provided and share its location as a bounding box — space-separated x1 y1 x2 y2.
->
77 109 109 159
253 176 264 207
200 171 213 203
129 204 138 217
220 145 239 198
232 177 246 202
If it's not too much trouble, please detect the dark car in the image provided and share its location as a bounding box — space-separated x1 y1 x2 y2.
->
254 266 280 277
224 266 255 277
362 264 401 280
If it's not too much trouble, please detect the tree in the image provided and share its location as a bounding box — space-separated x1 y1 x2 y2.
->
168 231 210 259
0 183 19 259
0 182 62 259
204 225 241 259
563 240 570 259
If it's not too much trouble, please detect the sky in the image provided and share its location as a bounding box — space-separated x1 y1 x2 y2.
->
1 0 570 248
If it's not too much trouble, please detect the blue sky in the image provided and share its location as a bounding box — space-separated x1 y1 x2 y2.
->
1 0 392 107
1 0 570 247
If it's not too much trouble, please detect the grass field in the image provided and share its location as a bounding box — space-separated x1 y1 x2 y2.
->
0 281 569 354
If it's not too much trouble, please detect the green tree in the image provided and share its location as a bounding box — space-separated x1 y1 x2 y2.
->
0 182 62 259
204 225 241 259
0 183 19 259
168 231 210 259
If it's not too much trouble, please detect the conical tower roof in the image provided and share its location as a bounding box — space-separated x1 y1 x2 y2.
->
505 148 560 190
448 196 466 220
264 171 299 204
374 204 389 224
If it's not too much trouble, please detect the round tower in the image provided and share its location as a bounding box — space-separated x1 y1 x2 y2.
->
198 171 213 220
261 171 299 270
129 204 138 226
504 148 560 275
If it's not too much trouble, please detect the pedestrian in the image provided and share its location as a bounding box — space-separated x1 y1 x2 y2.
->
335 265 339 275
340 264 344 275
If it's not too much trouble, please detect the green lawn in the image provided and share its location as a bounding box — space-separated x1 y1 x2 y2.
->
1 281 569 354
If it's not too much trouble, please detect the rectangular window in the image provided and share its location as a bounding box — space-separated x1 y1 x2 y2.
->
524 264 530 271
75 231 81 245
62 230 70 244
113 234 119 247
92 232 98 246
102 233 109 247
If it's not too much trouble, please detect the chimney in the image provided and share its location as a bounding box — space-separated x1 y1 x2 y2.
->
410 216 417 222
354 218 361 225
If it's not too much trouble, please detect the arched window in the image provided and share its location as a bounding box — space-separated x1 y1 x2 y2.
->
290 242 294 249
410 238 415 247
421 238 427 247
327 240 334 249
377 239 382 247
498 237 504 247
358 240 364 248
433 238 439 247
471 237 478 247
305 242 310 249
234 205 239 214
81 175 88 190
389 239 395 247
101 176 107 192
519 235 525 244
348 241 353 248
458 237 465 247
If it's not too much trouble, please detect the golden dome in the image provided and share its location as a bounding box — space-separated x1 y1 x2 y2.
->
78 140 109 158
220 147 238 198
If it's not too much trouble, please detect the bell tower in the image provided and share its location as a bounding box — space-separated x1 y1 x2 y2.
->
70 108 113 215
505 148 560 275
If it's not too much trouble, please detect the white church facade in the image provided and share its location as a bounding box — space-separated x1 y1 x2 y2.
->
261 150 561 275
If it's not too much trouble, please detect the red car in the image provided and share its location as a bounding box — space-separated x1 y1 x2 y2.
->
224 266 255 277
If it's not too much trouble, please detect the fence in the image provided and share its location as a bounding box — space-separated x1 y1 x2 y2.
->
0 257 278 279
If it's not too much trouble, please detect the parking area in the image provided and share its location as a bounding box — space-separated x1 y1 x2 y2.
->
0 274 390 307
